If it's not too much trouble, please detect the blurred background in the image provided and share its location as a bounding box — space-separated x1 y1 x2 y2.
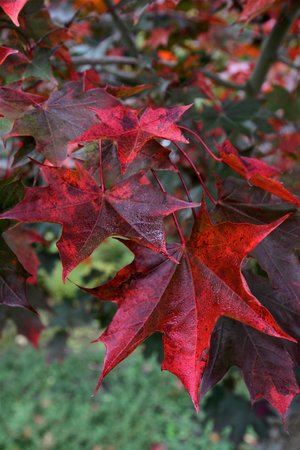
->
1 237 300 450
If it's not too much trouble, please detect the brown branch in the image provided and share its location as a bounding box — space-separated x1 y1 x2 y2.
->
103 0 139 58
72 56 139 66
200 69 247 91
278 55 300 71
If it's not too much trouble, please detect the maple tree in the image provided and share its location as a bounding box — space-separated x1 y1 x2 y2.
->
0 0 300 433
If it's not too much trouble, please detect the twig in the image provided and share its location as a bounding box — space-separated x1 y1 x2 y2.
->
179 126 221 162
173 143 217 206
151 169 186 245
99 141 105 192
103 0 139 58
246 2 300 96
200 69 247 91
72 56 139 66
278 55 300 71
172 162 196 220
101 67 141 82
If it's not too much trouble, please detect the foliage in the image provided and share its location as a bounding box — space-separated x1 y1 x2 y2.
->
0 338 243 450
0 0 300 438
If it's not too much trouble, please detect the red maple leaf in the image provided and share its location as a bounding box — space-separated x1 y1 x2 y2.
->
83 202 292 410
4 224 47 284
239 0 284 23
215 177 300 332
73 104 191 170
0 163 197 281
10 81 119 164
202 314 299 418
0 85 44 119
219 140 300 206
0 231 33 311
202 270 300 418
0 46 18 65
0 0 28 26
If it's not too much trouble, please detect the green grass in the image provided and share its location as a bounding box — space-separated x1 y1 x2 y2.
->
0 338 242 450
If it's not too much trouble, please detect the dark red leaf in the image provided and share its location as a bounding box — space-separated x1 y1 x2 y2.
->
3 224 47 284
10 81 120 164
202 315 299 418
0 233 33 310
0 163 197 281
0 85 44 119
83 202 292 410
73 104 190 170
215 177 300 340
219 140 300 206
202 269 300 418
0 46 18 65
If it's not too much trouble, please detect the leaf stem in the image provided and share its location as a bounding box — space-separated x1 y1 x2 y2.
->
173 143 217 206
99 141 105 192
151 169 186 245
179 126 221 162
172 162 196 220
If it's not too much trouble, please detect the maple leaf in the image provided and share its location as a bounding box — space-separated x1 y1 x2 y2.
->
0 230 33 310
0 305 43 347
0 176 34 311
0 0 28 26
3 224 47 284
73 104 190 170
73 140 174 179
10 81 120 164
0 163 197 281
0 85 44 119
215 177 300 339
83 202 292 410
239 0 284 23
0 46 18 65
202 271 300 418
219 140 300 206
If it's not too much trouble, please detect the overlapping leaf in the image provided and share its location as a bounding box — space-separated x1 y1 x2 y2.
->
0 163 197 281
0 0 28 26
3 224 46 284
73 104 190 170
10 81 120 164
0 227 32 310
215 177 300 337
202 269 300 418
0 85 44 119
219 140 300 206
83 202 292 410
239 0 285 23
0 46 18 65
0 177 33 310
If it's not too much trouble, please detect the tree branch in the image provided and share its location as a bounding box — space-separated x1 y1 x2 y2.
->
72 56 139 66
103 0 139 58
246 2 300 96
278 54 300 71
200 69 247 91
